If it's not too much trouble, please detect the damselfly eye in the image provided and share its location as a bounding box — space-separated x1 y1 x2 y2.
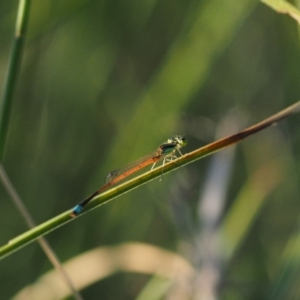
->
177 136 187 147
167 136 175 143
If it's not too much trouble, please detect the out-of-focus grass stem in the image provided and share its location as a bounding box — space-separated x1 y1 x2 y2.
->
0 0 31 159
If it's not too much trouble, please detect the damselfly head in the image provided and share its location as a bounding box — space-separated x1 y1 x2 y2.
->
167 135 187 148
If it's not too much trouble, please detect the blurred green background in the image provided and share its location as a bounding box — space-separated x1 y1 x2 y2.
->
1 0 300 299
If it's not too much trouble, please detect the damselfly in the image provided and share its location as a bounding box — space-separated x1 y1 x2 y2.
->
70 135 187 217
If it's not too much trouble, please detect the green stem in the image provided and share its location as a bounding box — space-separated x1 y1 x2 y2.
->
0 0 31 160
0 100 299 260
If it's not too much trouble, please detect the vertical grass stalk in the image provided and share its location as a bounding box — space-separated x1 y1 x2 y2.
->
0 0 31 159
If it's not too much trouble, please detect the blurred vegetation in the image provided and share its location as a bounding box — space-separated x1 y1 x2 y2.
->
0 0 300 299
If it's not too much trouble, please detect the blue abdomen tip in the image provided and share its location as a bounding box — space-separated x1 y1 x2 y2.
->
70 205 83 217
